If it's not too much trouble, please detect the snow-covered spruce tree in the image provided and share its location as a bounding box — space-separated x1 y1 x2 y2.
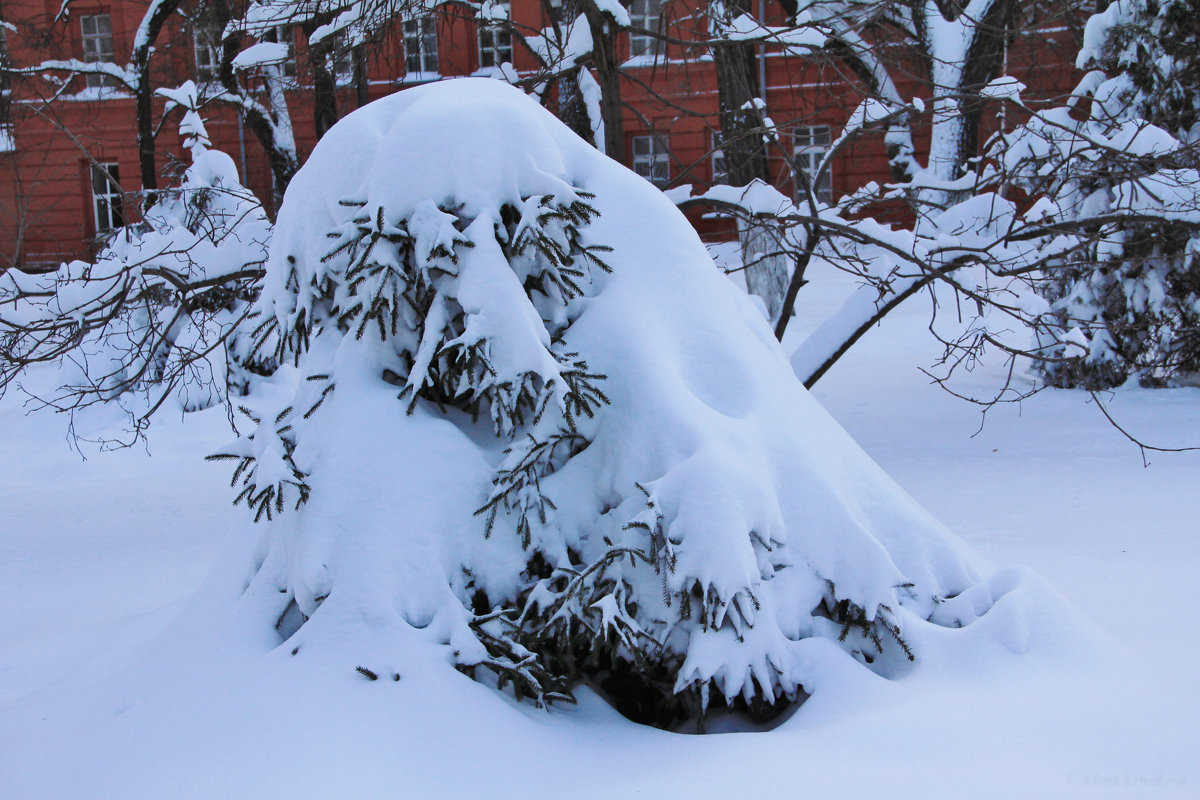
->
0 83 272 421
1009 1 1200 388
1083 0 1200 144
216 79 992 728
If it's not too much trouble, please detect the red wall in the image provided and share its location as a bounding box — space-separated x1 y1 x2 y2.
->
0 0 1088 269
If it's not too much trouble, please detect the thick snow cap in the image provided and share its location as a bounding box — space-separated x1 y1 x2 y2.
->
246 78 996 723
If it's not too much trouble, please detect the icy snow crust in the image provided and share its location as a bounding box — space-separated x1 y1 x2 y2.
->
244 80 1005 718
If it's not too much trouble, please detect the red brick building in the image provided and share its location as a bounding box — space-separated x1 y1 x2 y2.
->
0 0 1087 270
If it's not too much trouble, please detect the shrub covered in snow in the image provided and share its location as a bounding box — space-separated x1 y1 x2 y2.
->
1082 0 1200 144
219 79 996 728
998 2 1200 388
998 109 1200 388
0 84 272 421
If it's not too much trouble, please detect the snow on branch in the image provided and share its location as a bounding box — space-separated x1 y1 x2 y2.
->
715 13 827 50
231 42 293 71
19 58 137 93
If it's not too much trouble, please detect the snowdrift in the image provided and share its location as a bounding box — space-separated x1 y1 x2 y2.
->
209 78 1027 727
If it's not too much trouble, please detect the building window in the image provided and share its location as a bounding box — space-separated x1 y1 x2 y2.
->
193 22 221 82
1 26 13 152
478 3 513 69
632 133 670 187
265 26 297 78
794 125 832 204
404 18 439 77
329 30 356 84
628 0 662 59
80 14 119 90
711 130 727 184
91 163 124 233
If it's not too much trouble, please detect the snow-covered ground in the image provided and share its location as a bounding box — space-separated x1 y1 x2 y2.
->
1 256 1196 798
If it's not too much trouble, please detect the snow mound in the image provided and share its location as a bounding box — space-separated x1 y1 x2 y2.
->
218 78 1014 726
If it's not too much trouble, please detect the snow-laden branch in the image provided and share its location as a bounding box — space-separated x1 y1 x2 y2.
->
0 100 273 428
18 58 137 93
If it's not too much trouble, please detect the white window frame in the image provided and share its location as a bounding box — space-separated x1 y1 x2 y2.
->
91 163 123 234
329 30 356 85
403 18 439 79
794 125 832 204
193 21 222 83
628 0 662 59
711 129 727 184
632 133 670 188
478 3 513 69
80 14 119 91
1 27 12 152
264 25 297 78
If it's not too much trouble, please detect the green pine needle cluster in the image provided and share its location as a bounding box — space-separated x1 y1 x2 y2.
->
207 404 310 522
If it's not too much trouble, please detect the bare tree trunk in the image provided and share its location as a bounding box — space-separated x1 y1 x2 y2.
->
353 44 370 109
212 0 298 199
304 21 340 140
258 67 300 206
557 69 596 146
712 1 788 325
740 221 790 323
132 0 182 208
712 0 767 186
580 0 625 162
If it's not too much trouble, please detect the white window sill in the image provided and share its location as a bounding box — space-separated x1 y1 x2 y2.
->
621 54 712 68
64 87 131 101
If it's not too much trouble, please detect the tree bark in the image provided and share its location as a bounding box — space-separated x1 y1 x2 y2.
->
713 1 786 323
303 20 340 140
580 0 625 161
132 0 182 207
712 0 767 187
353 44 370 109
212 0 299 199
557 69 596 146
958 0 1019 167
